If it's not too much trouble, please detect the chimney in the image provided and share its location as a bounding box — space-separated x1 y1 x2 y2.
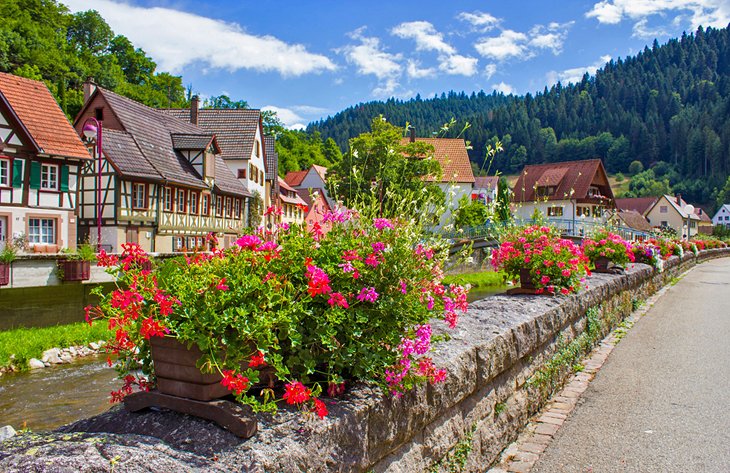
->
191 95 199 125
675 193 682 205
698 208 703 215
83 79 96 104
409 126 416 143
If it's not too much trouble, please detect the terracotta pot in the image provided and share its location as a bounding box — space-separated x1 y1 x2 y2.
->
58 259 91 281
519 268 535 290
150 337 276 401
0 262 9 286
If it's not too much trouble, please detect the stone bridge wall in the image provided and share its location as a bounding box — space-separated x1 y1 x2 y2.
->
1 249 728 473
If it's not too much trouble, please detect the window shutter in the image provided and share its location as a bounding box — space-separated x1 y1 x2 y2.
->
12 159 23 188
60 165 69 192
29 161 41 189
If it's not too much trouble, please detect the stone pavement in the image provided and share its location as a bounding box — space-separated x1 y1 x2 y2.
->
489 258 730 473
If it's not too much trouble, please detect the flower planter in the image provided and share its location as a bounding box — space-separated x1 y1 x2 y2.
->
58 259 91 282
0 262 9 286
593 256 611 272
519 268 535 290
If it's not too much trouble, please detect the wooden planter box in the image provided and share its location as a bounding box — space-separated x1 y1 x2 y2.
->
58 259 91 282
0 262 9 286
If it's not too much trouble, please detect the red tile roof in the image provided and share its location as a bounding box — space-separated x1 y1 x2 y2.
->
512 159 613 203
401 137 475 183
0 72 90 160
616 210 653 232
474 176 499 190
284 170 308 187
615 197 658 215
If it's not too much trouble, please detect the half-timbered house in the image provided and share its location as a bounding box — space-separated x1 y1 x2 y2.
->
74 86 250 252
0 73 91 252
160 99 267 226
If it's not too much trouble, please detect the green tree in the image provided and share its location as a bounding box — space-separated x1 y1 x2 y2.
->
203 94 248 109
322 137 343 164
628 160 644 175
453 196 488 227
495 176 511 222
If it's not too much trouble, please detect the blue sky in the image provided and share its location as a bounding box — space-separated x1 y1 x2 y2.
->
63 0 730 128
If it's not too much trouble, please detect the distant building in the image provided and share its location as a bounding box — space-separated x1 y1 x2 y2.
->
472 176 499 204
712 204 730 229
284 164 334 208
512 159 615 230
74 86 249 252
296 187 332 233
615 197 658 215
644 194 700 239
277 177 306 226
0 73 91 252
694 207 713 234
400 134 475 228
611 210 653 234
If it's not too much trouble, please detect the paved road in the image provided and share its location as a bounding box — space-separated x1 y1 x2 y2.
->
532 258 730 473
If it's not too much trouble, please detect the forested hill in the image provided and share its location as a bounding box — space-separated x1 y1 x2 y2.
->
308 25 730 206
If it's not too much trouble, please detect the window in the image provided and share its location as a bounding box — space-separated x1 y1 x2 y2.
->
187 236 197 249
587 186 601 198
28 218 55 244
163 187 173 211
249 163 253 182
202 194 210 215
216 195 223 216
234 199 241 218
225 197 232 217
190 192 198 214
660 220 668 227
592 206 602 218
0 159 8 187
132 183 147 209
174 236 184 251
576 206 590 217
260 170 264 183
547 206 563 217
41 164 58 190
536 186 555 198
237 168 247 179
255 141 260 157
660 205 668 213
176 189 186 213
94 107 104 121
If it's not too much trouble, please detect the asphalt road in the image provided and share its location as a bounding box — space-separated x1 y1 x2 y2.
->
532 258 730 473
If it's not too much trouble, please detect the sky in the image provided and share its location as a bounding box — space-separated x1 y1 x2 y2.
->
62 0 730 129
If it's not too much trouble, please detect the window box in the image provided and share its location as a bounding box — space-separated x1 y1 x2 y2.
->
57 259 91 282
0 262 9 286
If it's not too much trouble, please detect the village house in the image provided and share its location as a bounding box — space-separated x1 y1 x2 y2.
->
277 177 306 226
400 132 475 228
644 194 701 239
160 98 267 226
263 134 280 229
512 159 615 232
74 85 249 252
296 187 332 233
472 176 499 205
713 204 730 229
284 164 334 208
0 73 90 252
694 207 713 234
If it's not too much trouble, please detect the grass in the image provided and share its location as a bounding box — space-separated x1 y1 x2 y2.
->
443 271 507 288
0 321 111 371
608 173 632 197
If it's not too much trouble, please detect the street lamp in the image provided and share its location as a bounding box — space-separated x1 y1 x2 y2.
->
684 204 695 242
82 118 103 250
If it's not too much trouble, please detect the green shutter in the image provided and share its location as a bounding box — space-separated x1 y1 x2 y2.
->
29 161 40 189
12 160 23 188
60 165 69 192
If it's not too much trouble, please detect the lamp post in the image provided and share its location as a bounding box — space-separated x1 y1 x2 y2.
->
684 204 695 242
82 118 103 250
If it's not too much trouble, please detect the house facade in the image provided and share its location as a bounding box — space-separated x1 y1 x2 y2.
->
712 204 730 228
0 73 90 252
472 176 499 205
74 86 250 252
161 100 267 226
277 177 306 226
512 159 615 233
296 187 332 233
644 194 700 239
284 165 335 209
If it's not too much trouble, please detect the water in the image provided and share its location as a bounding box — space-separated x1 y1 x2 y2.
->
0 355 119 431
467 285 508 302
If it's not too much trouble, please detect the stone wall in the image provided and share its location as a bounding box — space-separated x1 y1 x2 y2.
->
0 249 728 473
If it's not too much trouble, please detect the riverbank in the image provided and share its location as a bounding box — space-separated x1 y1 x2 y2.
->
0 322 110 374
443 270 506 288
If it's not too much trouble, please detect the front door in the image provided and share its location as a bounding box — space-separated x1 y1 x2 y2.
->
126 226 138 244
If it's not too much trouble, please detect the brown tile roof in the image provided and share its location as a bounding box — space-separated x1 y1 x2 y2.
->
616 210 653 232
171 133 217 152
161 108 261 160
284 170 307 187
401 137 475 183
694 207 712 223
512 159 613 202
278 176 297 193
615 197 658 215
214 157 251 197
101 129 160 180
0 72 90 160
474 176 499 190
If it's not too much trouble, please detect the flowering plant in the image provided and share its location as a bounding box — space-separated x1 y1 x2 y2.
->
581 230 635 267
630 242 662 271
491 225 590 295
647 238 677 259
693 238 728 250
87 213 469 415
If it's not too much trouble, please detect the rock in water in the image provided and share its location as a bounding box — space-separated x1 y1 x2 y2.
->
0 425 16 442
28 358 45 370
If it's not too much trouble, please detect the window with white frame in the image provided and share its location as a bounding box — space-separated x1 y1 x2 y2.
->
41 163 58 190
547 206 563 217
202 194 210 215
216 195 223 216
132 183 147 209
28 218 55 244
176 189 186 213
0 159 9 187
234 199 241 218
163 187 173 211
225 197 232 217
190 192 198 214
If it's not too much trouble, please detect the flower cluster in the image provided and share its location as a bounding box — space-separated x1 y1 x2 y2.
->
491 225 590 294
582 230 635 267
88 214 468 417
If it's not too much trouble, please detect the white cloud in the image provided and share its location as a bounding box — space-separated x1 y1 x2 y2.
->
438 54 479 76
474 30 528 60
484 63 498 79
290 105 331 116
492 82 516 94
261 106 306 130
632 19 670 38
407 60 437 79
391 21 455 54
586 0 730 29
529 22 574 54
63 0 336 76
546 54 613 85
457 11 501 32
340 29 402 80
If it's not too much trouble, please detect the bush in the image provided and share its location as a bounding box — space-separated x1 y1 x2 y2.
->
628 160 644 175
582 230 634 266
614 172 625 182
